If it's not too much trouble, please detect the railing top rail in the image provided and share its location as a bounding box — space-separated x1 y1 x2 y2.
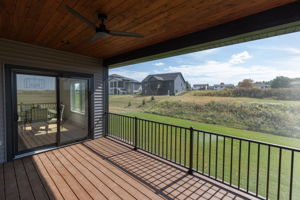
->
108 112 300 152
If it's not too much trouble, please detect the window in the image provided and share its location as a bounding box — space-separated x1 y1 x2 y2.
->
118 81 123 87
70 81 86 114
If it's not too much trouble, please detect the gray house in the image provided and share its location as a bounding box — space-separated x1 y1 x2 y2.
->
109 74 141 94
142 72 186 95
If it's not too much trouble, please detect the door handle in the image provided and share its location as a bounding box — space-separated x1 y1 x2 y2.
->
15 113 19 121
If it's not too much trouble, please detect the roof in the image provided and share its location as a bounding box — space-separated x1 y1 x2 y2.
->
193 84 209 87
109 74 140 83
142 72 185 82
0 0 298 67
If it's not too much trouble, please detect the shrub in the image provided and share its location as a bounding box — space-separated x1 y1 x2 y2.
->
146 100 300 138
193 88 300 101
142 99 146 106
151 96 155 101
128 101 131 107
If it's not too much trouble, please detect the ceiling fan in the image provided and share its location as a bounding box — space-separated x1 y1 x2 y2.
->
65 6 144 43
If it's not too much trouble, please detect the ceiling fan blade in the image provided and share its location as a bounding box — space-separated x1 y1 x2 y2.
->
109 30 144 38
65 6 96 29
87 32 110 43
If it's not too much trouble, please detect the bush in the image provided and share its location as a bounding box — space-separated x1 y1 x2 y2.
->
142 99 146 106
151 96 155 101
128 101 132 107
146 100 300 138
193 88 300 101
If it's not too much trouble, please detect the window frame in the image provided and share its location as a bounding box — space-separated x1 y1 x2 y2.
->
70 80 86 114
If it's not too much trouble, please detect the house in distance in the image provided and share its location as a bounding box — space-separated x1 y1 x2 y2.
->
142 72 186 95
193 84 209 90
213 82 235 90
108 74 141 94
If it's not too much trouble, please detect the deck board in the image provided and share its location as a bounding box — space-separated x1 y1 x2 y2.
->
52 150 105 200
1 137 257 200
32 155 64 200
4 162 20 200
22 157 50 200
38 153 78 200
65 146 130 200
13 159 35 200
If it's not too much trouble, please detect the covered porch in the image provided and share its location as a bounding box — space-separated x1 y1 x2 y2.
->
1 0 300 200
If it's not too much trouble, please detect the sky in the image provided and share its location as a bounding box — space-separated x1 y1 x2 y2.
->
110 31 300 85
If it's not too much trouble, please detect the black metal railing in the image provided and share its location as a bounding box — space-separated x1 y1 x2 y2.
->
107 112 300 200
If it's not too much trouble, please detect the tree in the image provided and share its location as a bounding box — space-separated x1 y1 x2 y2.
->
271 76 291 88
238 79 254 88
185 81 192 91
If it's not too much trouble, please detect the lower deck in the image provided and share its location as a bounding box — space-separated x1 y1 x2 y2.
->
0 137 257 200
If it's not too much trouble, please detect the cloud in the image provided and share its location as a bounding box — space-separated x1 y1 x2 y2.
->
154 62 165 66
251 46 300 54
229 51 252 64
165 54 300 85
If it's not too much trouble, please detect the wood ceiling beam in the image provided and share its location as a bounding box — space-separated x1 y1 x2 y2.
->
104 1 300 67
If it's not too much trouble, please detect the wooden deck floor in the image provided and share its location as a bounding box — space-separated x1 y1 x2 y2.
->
0 137 257 200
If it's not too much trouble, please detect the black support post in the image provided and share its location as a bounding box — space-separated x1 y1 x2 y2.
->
188 127 194 174
134 117 138 150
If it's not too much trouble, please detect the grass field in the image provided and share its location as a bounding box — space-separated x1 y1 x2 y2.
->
109 112 300 200
110 92 300 137
109 91 300 199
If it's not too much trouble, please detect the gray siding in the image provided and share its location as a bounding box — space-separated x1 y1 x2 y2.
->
0 38 105 163
174 75 186 95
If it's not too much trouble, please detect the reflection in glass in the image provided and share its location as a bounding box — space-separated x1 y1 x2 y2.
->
17 74 57 152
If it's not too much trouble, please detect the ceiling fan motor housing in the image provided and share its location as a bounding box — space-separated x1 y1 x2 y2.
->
98 13 108 23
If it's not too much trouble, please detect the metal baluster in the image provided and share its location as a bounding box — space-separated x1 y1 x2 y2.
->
247 142 251 193
175 127 177 163
209 134 212 176
185 129 187 166
180 128 182 164
230 138 233 186
215 135 219 180
290 151 294 200
148 121 150 151
197 132 199 171
256 144 261 196
203 133 205 174
188 127 194 174
238 140 242 189
222 136 226 182
277 148 282 200
134 117 138 150
266 145 271 200
166 125 169 160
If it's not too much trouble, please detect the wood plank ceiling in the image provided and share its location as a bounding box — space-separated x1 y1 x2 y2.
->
0 0 297 59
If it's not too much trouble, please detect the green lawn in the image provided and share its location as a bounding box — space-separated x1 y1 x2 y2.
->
108 112 300 200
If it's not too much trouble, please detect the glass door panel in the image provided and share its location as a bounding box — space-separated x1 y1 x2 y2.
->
16 74 57 152
59 78 88 144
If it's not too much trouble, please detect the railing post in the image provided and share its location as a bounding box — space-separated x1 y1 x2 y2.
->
104 112 108 137
188 127 194 174
134 117 138 150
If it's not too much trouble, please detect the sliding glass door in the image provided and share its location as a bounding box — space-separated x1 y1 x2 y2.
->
59 78 89 144
14 71 90 155
16 74 57 152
